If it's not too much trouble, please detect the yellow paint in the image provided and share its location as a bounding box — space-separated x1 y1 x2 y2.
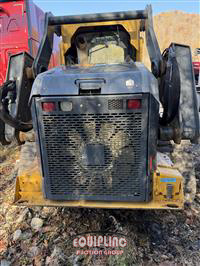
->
154 167 183 204
60 20 143 63
14 163 184 209
138 37 144 61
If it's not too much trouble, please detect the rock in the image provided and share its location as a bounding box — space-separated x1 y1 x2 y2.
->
41 207 54 218
191 207 199 215
45 256 60 266
7 247 15 259
16 208 29 224
51 246 62 259
31 217 43 230
5 206 18 224
44 246 65 265
185 210 193 218
69 255 84 266
21 230 32 240
0 203 9 216
45 256 51 265
0 237 8 253
0 230 7 238
185 218 192 225
41 226 54 233
33 256 42 266
0 260 11 266
13 229 22 241
160 255 169 260
158 261 176 266
33 207 43 213
28 246 40 257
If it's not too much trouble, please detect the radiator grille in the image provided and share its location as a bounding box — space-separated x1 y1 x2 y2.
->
41 108 146 201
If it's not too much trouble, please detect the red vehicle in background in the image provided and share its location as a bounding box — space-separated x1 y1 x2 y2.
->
0 0 60 85
193 61 200 111
193 62 200 89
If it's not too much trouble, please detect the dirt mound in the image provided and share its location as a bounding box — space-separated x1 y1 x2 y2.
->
143 11 200 68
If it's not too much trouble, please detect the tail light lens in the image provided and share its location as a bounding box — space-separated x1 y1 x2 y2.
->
60 101 73 111
42 102 56 112
127 99 141 109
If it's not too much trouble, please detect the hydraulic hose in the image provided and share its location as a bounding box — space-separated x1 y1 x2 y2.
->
0 81 33 132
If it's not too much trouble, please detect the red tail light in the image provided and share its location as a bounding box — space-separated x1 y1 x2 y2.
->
42 102 56 112
127 99 141 109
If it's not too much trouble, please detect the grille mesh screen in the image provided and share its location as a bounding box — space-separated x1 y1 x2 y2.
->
108 99 123 110
41 111 144 201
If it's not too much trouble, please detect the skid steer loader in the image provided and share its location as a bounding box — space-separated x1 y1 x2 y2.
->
0 5 199 209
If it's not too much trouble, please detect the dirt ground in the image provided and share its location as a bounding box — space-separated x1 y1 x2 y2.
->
0 142 200 266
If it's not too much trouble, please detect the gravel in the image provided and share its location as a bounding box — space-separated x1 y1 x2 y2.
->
0 142 200 265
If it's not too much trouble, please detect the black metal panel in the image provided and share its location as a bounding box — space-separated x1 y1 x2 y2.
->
34 94 151 202
6 52 34 123
30 63 160 101
146 94 159 196
172 43 200 143
1 52 34 142
48 10 148 26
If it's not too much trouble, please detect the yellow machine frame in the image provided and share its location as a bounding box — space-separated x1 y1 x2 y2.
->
14 159 184 209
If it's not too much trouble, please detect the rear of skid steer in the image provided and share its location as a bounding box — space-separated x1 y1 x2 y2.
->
14 142 184 209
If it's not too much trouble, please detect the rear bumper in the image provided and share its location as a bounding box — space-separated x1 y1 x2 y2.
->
14 192 183 209
14 158 184 209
